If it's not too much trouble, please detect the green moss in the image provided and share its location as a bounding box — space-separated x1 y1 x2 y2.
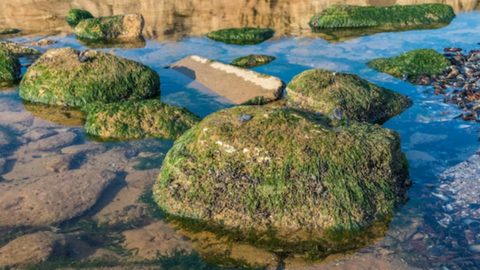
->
19 47 160 106
0 28 20 35
84 100 201 141
66 9 94 27
0 47 21 85
154 106 410 234
309 4 455 29
0 41 41 57
230 55 276 69
286 69 412 123
207 27 275 45
367 48 452 81
74 15 139 40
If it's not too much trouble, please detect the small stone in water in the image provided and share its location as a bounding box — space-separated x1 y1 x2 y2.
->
402 74 408 81
432 192 451 201
124 149 140 159
332 109 342 120
238 114 253 123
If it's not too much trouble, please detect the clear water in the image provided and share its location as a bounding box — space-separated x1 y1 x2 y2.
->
1 0 480 269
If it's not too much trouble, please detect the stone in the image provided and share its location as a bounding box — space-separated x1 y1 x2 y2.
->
30 39 57 46
0 41 41 57
28 132 77 151
66 9 94 27
230 54 276 69
0 170 116 227
0 47 21 85
368 49 451 81
154 106 411 232
0 28 20 35
124 169 158 188
0 231 68 267
207 27 274 45
411 232 425 241
43 154 74 172
309 4 455 30
84 100 201 141
0 126 13 147
23 128 57 141
61 143 106 155
19 47 160 106
286 69 412 123
75 14 144 40
171 55 284 105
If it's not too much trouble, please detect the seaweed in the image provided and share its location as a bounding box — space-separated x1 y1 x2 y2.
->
207 27 275 45
66 9 94 27
230 55 276 69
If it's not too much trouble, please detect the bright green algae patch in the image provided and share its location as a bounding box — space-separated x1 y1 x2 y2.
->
0 41 41 57
19 47 160 106
66 9 94 27
230 55 276 69
74 14 144 40
207 27 275 45
309 4 455 29
367 49 451 81
286 69 412 123
84 100 201 141
0 47 21 85
154 106 411 233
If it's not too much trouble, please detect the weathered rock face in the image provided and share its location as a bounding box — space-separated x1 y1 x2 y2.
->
0 41 41 57
0 47 21 85
84 100 201 141
367 48 451 81
207 27 275 45
171 55 284 105
28 131 77 151
309 4 455 29
0 231 68 267
66 9 94 27
154 106 411 232
0 170 116 227
230 54 276 69
75 13 145 40
286 69 412 123
19 47 160 106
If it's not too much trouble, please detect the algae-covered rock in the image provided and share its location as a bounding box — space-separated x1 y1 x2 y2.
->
230 54 276 69
309 4 455 29
367 49 451 81
0 41 41 57
19 47 160 106
0 47 21 85
0 28 20 35
84 100 201 141
66 9 94 27
154 106 411 233
207 27 274 45
286 69 412 123
75 13 145 40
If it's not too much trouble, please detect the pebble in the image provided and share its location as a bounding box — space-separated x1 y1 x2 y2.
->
238 114 253 123
332 109 342 120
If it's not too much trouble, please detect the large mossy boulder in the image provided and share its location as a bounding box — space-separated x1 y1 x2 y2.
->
66 9 94 27
154 106 411 233
286 69 412 123
0 41 41 57
207 27 274 45
309 4 455 30
0 48 21 85
230 54 276 69
367 49 451 81
75 14 145 40
19 47 160 106
84 100 201 141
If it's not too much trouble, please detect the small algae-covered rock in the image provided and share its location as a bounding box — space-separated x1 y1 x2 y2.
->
30 39 57 47
0 28 20 35
0 41 41 56
309 4 455 29
66 9 94 27
0 47 21 85
230 54 276 69
171 55 284 105
19 47 160 106
154 106 411 232
286 69 412 123
75 13 145 40
367 49 451 81
84 100 201 141
207 27 274 45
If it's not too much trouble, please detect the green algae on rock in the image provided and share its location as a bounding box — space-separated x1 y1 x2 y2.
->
19 47 160 106
286 69 412 123
0 41 41 57
66 9 94 27
309 4 455 30
0 28 20 35
75 13 145 40
230 55 276 69
367 49 451 81
154 106 411 233
84 100 201 141
0 47 21 86
207 27 274 45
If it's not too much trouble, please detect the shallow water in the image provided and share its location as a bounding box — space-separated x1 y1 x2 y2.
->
1 0 480 269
